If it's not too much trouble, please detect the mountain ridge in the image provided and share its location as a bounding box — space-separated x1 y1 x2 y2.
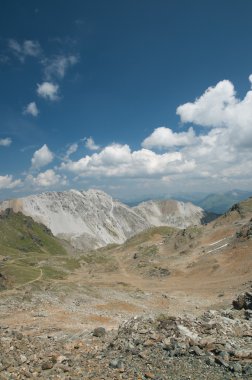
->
195 189 252 214
0 188 207 251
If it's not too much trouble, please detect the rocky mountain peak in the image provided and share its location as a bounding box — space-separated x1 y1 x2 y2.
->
0 189 206 250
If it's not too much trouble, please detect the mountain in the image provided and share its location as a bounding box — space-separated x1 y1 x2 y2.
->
133 199 204 228
196 190 252 214
123 189 252 215
0 189 206 251
0 198 252 378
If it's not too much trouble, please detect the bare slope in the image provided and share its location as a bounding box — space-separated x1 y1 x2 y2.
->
1 197 251 337
0 196 251 380
0 189 205 250
134 199 204 228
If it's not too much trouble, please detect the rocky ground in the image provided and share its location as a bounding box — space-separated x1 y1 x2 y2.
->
0 199 252 379
0 292 252 379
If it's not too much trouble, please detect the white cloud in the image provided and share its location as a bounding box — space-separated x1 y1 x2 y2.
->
8 39 23 56
85 137 100 151
142 126 196 149
176 79 236 127
0 175 21 190
249 74 252 85
0 138 12 147
43 54 78 80
8 39 41 62
61 143 194 178
3 74 252 198
27 169 67 188
171 76 252 188
64 143 78 160
23 40 41 56
58 75 250 192
176 76 252 148
31 144 54 169
23 102 39 117
37 82 59 101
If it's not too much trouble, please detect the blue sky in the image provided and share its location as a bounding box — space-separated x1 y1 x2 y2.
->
1 0 252 201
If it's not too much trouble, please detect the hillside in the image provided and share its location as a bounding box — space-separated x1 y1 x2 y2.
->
133 199 204 228
0 209 80 289
0 198 251 378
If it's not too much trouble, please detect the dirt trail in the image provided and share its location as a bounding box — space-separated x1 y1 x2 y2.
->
2 268 43 296
1 209 252 335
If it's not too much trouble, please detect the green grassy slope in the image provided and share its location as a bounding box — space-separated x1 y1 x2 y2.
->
0 209 80 289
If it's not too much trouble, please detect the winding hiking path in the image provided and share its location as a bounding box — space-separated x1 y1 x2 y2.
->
2 268 43 295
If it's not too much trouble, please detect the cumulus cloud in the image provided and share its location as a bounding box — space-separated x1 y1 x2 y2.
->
8 39 41 62
0 175 21 189
176 80 236 127
37 82 59 101
169 75 252 188
23 102 39 117
142 127 196 149
3 74 252 197
27 169 67 188
31 144 54 169
0 138 12 147
136 75 252 190
85 137 100 151
43 54 78 80
177 76 252 148
61 143 194 178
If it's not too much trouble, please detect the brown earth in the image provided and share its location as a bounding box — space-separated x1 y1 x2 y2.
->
0 199 252 379
0 199 251 337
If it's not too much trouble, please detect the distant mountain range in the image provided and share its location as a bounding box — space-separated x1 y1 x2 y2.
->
195 190 252 214
125 189 252 215
0 189 208 251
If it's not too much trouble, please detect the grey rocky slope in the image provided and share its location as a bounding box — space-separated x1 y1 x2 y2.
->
134 198 204 228
0 189 205 250
1 296 251 379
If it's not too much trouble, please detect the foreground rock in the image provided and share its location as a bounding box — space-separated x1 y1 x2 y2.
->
0 302 251 379
233 291 252 310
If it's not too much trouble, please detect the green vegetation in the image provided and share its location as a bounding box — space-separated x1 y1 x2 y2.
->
133 244 159 269
81 251 118 272
2 262 41 286
0 209 65 256
82 253 111 264
0 210 81 289
125 226 176 247
41 266 66 280
235 197 252 216
137 244 158 256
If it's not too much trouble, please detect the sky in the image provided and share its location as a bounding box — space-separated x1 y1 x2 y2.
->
1 0 252 201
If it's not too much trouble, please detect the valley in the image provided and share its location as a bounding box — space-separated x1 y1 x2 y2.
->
0 193 251 379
